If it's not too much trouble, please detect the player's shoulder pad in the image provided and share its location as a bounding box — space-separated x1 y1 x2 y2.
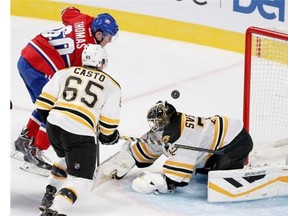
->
61 7 80 16
101 70 121 89
61 7 81 24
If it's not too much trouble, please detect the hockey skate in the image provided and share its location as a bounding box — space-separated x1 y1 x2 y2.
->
24 145 53 171
10 127 33 161
39 185 57 212
40 208 67 216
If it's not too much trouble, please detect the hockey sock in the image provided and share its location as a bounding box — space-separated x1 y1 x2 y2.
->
35 125 50 150
26 110 41 138
51 175 92 214
48 158 67 190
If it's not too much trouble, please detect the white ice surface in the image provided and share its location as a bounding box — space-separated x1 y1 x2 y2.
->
9 16 288 216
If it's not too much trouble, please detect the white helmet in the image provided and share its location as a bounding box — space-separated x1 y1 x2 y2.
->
82 44 108 69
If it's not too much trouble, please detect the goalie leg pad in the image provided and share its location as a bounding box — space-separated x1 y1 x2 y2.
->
132 171 169 194
208 165 288 202
94 141 135 185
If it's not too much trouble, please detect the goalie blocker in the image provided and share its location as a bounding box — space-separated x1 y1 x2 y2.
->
208 165 288 202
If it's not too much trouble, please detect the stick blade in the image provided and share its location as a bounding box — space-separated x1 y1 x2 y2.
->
91 170 117 191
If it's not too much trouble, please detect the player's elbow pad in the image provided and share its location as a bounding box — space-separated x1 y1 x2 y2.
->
99 130 119 145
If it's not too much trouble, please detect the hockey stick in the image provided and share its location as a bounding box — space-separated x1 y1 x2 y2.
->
95 126 100 167
120 135 226 155
96 137 100 167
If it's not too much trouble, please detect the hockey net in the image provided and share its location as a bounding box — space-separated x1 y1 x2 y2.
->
243 26 288 166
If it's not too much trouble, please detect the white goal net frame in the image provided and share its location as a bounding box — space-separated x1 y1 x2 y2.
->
243 26 288 166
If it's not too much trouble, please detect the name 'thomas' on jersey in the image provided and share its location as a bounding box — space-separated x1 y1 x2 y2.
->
21 7 95 77
35 66 121 137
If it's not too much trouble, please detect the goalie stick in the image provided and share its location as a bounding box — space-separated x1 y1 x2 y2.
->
120 135 226 155
91 170 117 191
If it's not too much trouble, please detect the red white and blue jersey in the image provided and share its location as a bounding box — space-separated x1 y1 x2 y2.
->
21 7 96 77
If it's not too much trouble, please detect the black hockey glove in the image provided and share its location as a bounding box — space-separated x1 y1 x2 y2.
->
99 130 120 145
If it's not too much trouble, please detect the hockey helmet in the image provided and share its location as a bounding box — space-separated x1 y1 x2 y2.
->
82 44 108 69
91 13 119 38
147 101 176 132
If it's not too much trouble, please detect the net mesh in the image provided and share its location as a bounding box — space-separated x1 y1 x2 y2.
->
246 27 288 166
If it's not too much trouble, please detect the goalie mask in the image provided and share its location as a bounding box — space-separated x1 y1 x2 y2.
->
147 101 176 132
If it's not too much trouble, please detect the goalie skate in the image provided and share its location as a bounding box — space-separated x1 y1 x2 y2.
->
132 171 169 194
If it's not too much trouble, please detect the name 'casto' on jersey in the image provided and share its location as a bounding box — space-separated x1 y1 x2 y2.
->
73 67 106 81
35 44 122 216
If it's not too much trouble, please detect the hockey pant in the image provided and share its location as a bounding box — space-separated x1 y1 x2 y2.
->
197 128 253 174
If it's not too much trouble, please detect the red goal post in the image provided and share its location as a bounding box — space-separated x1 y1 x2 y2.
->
243 26 288 165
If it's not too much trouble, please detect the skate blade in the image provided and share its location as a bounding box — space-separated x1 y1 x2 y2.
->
20 161 50 177
10 148 24 161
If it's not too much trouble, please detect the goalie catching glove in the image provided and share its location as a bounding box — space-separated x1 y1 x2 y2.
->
99 129 119 145
132 171 175 194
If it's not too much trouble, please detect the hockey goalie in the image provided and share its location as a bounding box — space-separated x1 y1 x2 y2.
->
93 101 287 202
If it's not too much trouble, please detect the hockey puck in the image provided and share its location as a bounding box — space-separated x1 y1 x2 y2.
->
10 100 13 110
171 90 180 99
